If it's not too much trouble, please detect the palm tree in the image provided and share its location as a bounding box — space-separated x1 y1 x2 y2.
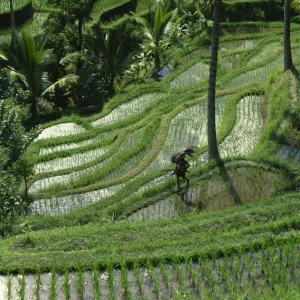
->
43 50 99 102
62 0 93 52
207 0 221 160
85 25 132 95
284 0 293 71
133 0 178 72
2 31 55 124
42 24 129 99
2 31 79 123
95 28 125 95
177 0 181 15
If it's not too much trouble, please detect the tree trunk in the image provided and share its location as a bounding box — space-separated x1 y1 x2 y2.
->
207 0 221 161
177 0 181 15
154 51 160 73
108 76 115 96
24 177 29 201
284 0 292 71
9 0 16 51
31 95 38 125
78 17 83 52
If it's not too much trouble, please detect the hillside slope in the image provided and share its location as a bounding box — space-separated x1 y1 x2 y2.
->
0 23 300 299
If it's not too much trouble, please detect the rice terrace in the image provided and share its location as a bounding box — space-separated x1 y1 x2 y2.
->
0 0 300 299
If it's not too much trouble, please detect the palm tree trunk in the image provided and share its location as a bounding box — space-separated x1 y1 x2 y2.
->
177 0 181 15
78 17 83 52
207 0 221 161
31 95 38 124
284 0 292 71
155 51 160 73
108 76 115 95
9 0 16 51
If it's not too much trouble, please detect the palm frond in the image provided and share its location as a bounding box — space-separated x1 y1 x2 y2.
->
162 9 179 37
41 74 79 96
132 13 150 28
9 70 29 88
60 52 82 66
0 52 14 71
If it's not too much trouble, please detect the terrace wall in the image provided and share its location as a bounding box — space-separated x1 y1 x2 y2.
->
0 1 34 28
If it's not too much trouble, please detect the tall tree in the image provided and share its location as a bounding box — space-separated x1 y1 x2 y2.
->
133 0 178 72
61 0 92 52
177 0 181 15
43 49 104 102
284 0 293 71
207 0 221 160
9 0 16 50
2 31 54 124
89 25 132 95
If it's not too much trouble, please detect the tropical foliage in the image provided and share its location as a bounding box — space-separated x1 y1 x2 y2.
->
133 0 178 72
1 31 54 123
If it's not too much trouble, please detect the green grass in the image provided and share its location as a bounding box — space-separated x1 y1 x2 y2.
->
0 12 49 46
0 0 30 13
2 244 300 298
2 191 300 271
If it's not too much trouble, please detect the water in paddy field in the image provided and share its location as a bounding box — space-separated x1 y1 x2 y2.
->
0 275 7 299
128 196 189 221
126 163 287 222
1 244 300 299
277 145 300 162
185 167 286 210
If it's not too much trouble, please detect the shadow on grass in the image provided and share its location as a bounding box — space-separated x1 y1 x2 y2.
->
180 159 241 207
217 159 241 205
